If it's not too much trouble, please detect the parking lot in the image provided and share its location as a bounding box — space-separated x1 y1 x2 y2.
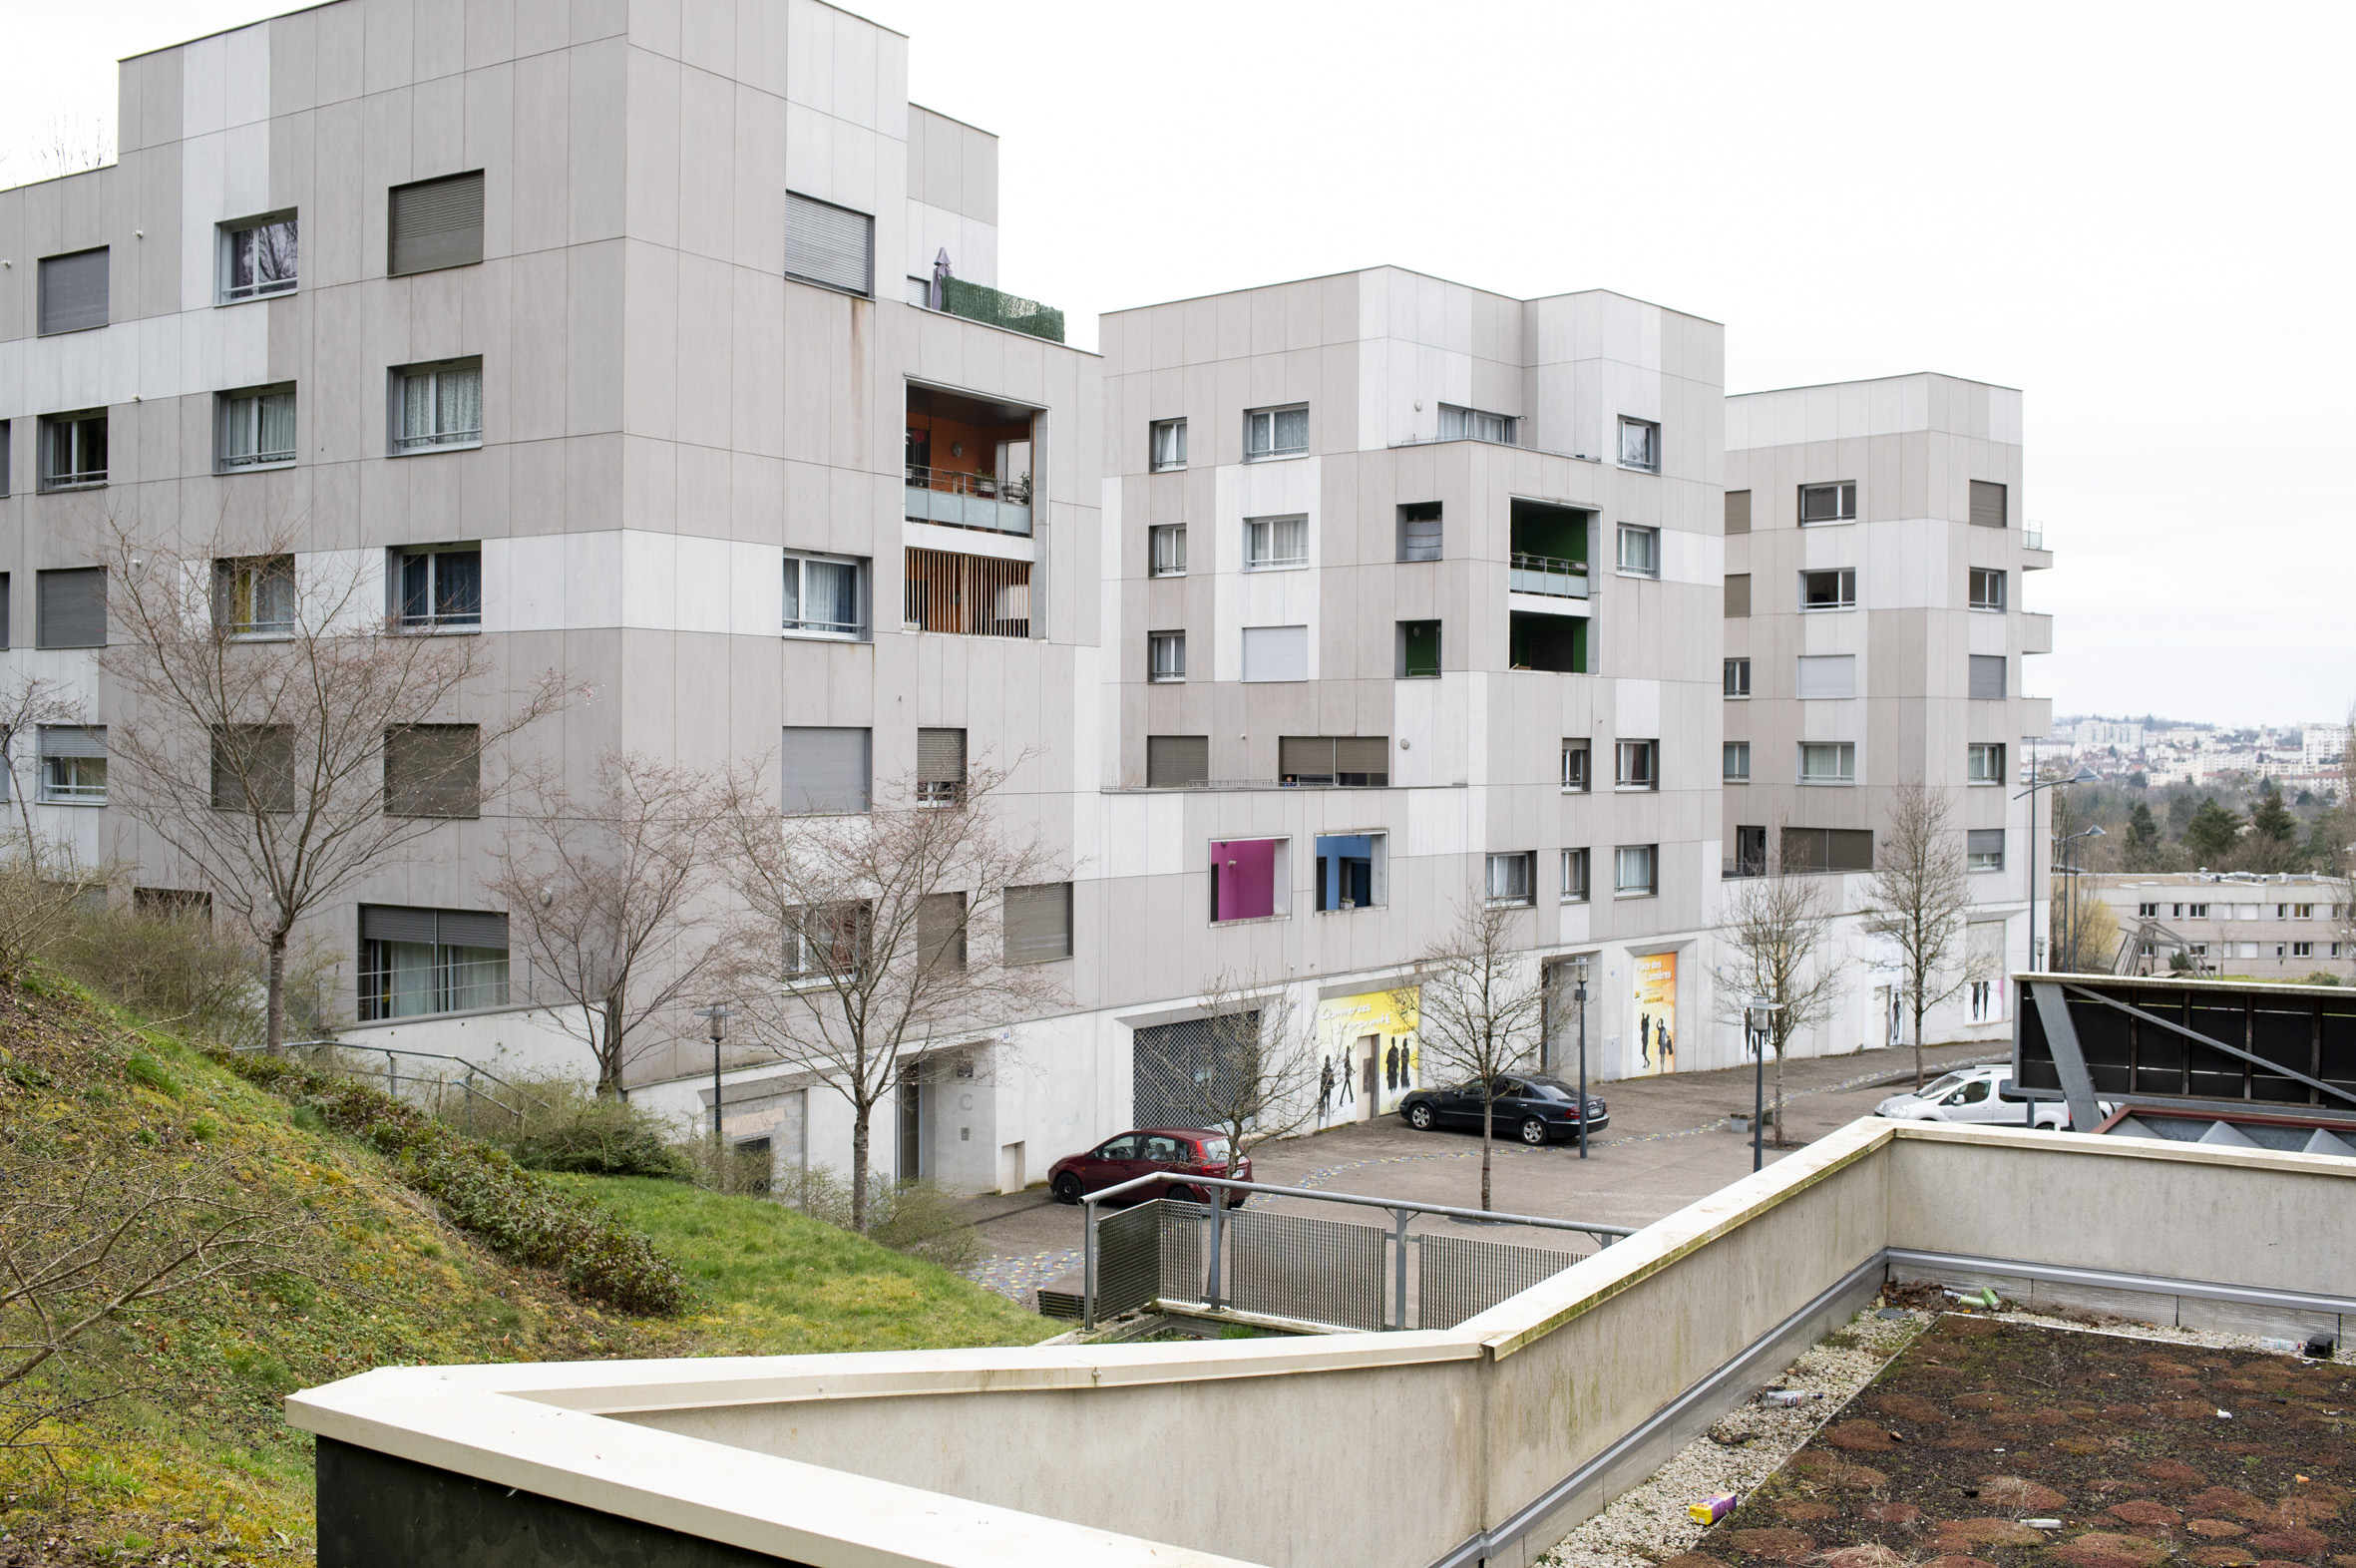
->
960 1039 2004 1302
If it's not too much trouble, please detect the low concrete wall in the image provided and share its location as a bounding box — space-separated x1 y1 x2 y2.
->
287 1122 2356 1568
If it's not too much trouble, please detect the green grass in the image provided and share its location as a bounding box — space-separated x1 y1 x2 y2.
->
545 1175 1059 1356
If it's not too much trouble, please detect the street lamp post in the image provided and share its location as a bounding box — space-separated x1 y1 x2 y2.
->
2054 824 2107 972
1572 956 1591 1159
2014 745 2101 972
1744 995 1785 1173
693 1004 731 1148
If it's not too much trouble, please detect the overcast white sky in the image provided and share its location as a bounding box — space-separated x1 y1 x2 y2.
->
8 1 2350 730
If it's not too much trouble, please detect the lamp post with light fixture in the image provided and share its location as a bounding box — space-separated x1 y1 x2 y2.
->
2015 743 2102 971
693 1004 730 1149
1573 956 1591 1159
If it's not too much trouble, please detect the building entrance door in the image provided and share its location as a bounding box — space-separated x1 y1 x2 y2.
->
1357 1034 1379 1121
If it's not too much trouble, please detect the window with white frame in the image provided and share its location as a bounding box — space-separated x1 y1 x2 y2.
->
392 545 483 630
1616 524 1658 578
217 385 296 471
1561 848 1590 903
1798 741 1855 784
1800 568 1855 609
1724 742 1750 781
2293 942 2313 959
1244 404 1308 461
40 412 107 491
1968 742 2005 784
2295 904 2315 919
1561 739 1591 792
1967 828 2006 871
1438 404 1518 445
1245 515 1308 570
392 359 483 453
1798 482 1855 523
1618 417 1659 472
1484 852 1535 907
1615 739 1658 791
1151 419 1187 472
1149 630 1185 682
219 213 298 302
1724 656 1751 697
39 726 108 804
1150 524 1187 577
1969 568 2007 611
214 555 296 637
2186 903 2209 918
783 552 867 638
2138 902 2160 918
1614 844 1658 897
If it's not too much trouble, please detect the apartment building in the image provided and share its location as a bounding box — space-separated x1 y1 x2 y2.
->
1722 375 2054 1044
2095 872 2354 981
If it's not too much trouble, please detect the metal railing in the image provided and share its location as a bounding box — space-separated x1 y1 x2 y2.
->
904 466 1033 536
2023 525 2046 551
1078 1172 1633 1331
235 1039 552 1129
1508 552 1589 598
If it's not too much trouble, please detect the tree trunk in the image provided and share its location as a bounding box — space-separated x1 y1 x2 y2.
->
264 931 288 1055
597 995 626 1097
1478 1095 1494 1211
1913 998 1928 1091
1771 1041 1787 1149
850 1105 872 1234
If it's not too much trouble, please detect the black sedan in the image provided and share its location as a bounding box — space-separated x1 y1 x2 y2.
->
1398 1075 1609 1145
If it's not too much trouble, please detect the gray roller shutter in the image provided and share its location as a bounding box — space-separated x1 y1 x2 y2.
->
1969 480 2008 529
1724 573 1750 617
38 249 109 334
39 724 107 759
1003 883 1072 965
383 725 481 817
782 726 871 815
1334 736 1388 779
1241 625 1307 682
360 905 438 944
360 906 507 949
36 569 106 648
1724 490 1751 535
1796 654 1856 699
1826 830 1875 873
437 910 509 950
1278 737 1328 778
783 193 873 296
1967 829 2007 868
389 172 485 276
917 728 967 786
1969 655 2007 700
1147 735 1208 787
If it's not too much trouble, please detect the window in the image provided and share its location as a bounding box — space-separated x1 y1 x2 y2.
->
1967 828 2006 871
1969 568 2006 611
2185 903 2210 919
1147 735 1209 787
1561 739 1591 792
1396 619 1439 678
394 546 483 630
1245 405 1308 461
1 421 10 496
1149 419 1189 473
1724 490 1752 535
36 568 107 648
2293 942 2313 959
40 412 108 490
1438 404 1517 445
1798 482 1856 523
1314 833 1386 912
1969 654 2007 700
1618 417 1659 472
384 724 481 818
1616 525 1659 578
1724 657 1751 697
0 573 8 646
781 726 871 815
782 192 874 296
917 728 967 805
1613 845 1658 897
1800 568 1856 609
393 360 483 453
388 172 486 275
1968 742 2006 784
215 555 295 636
783 551 867 638
217 386 296 471
1724 742 1751 782
2186 943 2207 959
905 548 1031 637
220 213 298 301
1149 630 1186 682
1241 625 1308 682
37 248 109 335
1969 480 2008 529
1798 742 1855 784
1397 502 1442 562
1796 654 1856 699
357 906 508 1020
1210 837 1288 922
1005 883 1074 963
1280 737 1388 787
1615 739 1658 791
38 726 107 804
1150 524 1187 577
209 724 295 813
783 902 869 982
2295 904 2315 920
1485 852 1536 907
916 892 968 974
1781 827 1874 874
1724 573 1751 617
1732 825 1767 874
1245 515 1308 570
1561 848 1590 903
2138 903 2160 919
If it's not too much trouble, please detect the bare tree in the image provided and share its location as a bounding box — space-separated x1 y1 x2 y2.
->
1139 966 1325 1191
94 521 568 1052
716 761 1062 1232
1711 839 1844 1148
1858 784 1978 1090
1395 894 1557 1212
485 752 726 1097
0 675 107 984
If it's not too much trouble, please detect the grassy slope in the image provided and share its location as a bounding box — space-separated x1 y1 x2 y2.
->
0 977 1048 1564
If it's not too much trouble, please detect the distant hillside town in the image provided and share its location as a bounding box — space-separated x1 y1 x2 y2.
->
2051 714 2349 795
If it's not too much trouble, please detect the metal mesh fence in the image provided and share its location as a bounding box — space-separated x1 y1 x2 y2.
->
1414 1232 1585 1330
1158 1200 1207 1304
1131 1014 1256 1129
1094 1201 1164 1319
1224 1209 1387 1331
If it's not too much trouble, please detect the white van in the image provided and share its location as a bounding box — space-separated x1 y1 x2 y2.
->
1872 1065 2080 1129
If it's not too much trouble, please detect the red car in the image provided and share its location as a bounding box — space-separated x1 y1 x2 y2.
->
1049 1128 1251 1208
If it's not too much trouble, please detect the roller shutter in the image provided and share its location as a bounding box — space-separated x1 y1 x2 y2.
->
783 193 873 296
38 249 109 334
389 173 485 275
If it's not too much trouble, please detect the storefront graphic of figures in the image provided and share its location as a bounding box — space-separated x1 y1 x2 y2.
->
1312 988 1421 1128
1633 953 1678 1076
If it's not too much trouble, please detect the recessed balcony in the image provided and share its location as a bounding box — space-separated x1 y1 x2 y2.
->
906 385 1035 538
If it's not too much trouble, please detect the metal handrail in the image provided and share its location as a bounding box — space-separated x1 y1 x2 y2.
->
1509 552 1587 576
1079 1171 1635 1330
232 1038 554 1123
904 464 1031 503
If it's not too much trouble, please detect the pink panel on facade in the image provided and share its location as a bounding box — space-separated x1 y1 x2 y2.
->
1211 838 1278 922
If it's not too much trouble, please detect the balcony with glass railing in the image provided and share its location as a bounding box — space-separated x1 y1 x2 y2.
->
903 465 1032 537
905 383 1036 538
1508 552 1588 598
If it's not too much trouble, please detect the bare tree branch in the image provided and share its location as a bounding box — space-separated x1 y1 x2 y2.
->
1857 784 1981 1090
1146 966 1325 1173
1711 833 1845 1148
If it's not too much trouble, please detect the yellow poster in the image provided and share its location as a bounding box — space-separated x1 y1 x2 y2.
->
1633 953 1678 1075
1312 987 1420 1128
